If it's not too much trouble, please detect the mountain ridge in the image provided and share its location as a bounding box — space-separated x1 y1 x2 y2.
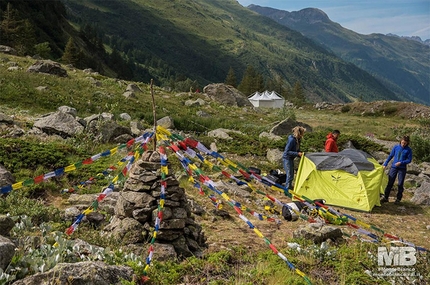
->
248 5 430 105
60 0 400 103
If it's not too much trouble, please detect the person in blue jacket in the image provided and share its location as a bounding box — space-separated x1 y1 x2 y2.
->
282 126 306 190
380 136 413 204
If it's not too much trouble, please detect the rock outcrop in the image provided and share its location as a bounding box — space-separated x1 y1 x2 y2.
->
203 83 252 107
26 60 67 77
12 261 134 285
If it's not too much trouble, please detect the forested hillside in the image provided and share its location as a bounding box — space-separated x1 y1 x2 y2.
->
1 0 402 103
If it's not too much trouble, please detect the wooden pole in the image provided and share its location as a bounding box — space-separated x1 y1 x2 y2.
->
150 79 157 151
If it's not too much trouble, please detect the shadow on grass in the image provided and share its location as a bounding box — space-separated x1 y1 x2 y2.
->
371 200 427 216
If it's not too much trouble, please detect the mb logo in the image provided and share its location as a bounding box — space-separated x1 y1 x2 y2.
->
378 246 417 266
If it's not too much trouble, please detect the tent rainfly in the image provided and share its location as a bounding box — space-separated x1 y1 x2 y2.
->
248 90 285 108
293 149 387 212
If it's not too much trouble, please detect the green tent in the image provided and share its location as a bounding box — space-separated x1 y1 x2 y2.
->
294 149 387 212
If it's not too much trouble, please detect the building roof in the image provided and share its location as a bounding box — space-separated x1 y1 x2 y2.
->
248 90 284 101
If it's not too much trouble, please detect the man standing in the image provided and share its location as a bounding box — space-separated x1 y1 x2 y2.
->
282 126 306 190
325 130 340 153
380 136 413 204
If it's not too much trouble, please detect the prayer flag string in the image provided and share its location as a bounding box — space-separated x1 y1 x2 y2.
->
0 132 153 194
166 127 429 252
64 133 153 236
142 146 168 279
153 128 312 284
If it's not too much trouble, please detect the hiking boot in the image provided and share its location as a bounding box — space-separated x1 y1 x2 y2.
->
394 200 401 204
380 197 388 203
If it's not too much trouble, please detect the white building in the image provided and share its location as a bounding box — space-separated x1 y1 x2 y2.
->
248 90 285 108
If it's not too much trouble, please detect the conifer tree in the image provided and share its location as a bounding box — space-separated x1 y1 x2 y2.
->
34 42 52 59
0 3 20 46
225 66 237 87
0 4 36 55
238 65 257 95
15 19 36 55
62 37 80 66
292 81 306 106
255 73 264 91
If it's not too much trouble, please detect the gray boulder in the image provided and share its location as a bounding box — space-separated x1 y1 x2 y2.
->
34 112 84 138
270 117 312 136
0 112 13 124
208 128 243 140
126 83 142 93
266 148 283 164
411 181 430 205
26 60 67 77
0 215 15 236
57 106 77 118
103 217 145 244
259 131 283 141
12 261 133 285
203 83 252 107
0 235 15 271
0 45 16 55
0 165 15 188
122 91 136 99
157 116 175 129
293 223 343 243
96 121 132 143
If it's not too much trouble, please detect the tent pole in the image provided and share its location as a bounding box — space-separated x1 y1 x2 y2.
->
150 79 157 151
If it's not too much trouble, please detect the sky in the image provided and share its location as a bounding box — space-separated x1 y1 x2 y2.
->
237 0 430 40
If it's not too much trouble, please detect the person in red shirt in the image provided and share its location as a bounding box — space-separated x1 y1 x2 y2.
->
325 130 340 152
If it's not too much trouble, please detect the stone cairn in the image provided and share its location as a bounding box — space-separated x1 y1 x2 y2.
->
104 150 206 260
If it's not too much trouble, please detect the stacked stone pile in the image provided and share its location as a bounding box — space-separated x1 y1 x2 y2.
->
104 150 206 260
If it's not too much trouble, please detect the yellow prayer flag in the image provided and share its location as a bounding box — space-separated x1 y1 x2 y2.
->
253 228 264 238
110 147 118 155
224 158 237 168
161 165 169 175
356 220 370 229
295 269 306 277
270 185 283 193
65 164 77 172
156 125 171 136
12 182 23 190
83 208 93 215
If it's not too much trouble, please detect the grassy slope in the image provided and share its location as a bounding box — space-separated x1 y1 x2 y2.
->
1 53 429 284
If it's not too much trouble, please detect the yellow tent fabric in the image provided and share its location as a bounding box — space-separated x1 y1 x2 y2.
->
294 149 387 212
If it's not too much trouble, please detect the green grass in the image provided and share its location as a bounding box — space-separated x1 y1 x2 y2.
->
1 53 429 285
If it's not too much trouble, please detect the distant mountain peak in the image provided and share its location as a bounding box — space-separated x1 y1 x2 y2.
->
293 8 330 23
386 33 430 46
248 5 330 24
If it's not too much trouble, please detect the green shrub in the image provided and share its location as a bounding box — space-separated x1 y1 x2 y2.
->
382 105 397 116
411 134 430 163
391 124 430 163
341 105 351 113
0 138 80 173
0 191 62 224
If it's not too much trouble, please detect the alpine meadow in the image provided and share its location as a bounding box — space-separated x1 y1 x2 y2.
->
0 1 429 285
